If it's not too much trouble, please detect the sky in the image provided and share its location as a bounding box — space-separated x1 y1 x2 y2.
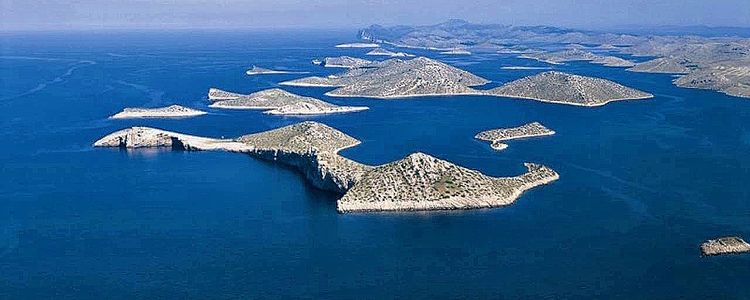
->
1 0 749 31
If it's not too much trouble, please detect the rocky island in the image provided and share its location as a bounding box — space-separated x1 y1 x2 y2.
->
337 153 559 212
673 64 750 98
440 49 472 55
520 49 635 67
108 105 207 119
335 43 380 48
358 20 750 99
207 88 368 115
94 122 558 213
366 48 414 57
700 236 750 256
628 57 694 74
208 88 244 101
245 66 305 75
488 71 653 106
324 56 373 68
475 122 555 150
282 57 489 98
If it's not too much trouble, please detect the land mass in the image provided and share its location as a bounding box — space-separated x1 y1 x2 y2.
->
701 236 750 256
335 43 380 48
475 122 555 150
281 57 489 98
207 88 368 115
358 19 750 98
440 49 472 55
246 66 306 75
338 153 559 213
108 105 207 119
520 49 635 67
94 122 558 213
324 56 373 68
488 71 653 106
366 48 415 57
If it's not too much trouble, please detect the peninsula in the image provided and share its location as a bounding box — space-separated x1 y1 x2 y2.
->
94 122 558 213
207 88 368 115
475 122 555 150
94 122 371 192
282 57 489 98
488 71 653 106
324 56 373 68
108 105 207 119
700 236 750 256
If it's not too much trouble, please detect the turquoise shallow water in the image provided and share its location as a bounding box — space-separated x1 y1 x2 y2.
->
1 30 749 299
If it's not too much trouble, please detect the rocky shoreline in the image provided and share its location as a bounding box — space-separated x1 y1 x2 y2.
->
475 122 555 150
108 105 207 119
94 122 558 213
701 236 750 256
207 88 368 115
488 71 653 107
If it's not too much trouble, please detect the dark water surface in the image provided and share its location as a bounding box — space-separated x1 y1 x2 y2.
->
1 30 748 299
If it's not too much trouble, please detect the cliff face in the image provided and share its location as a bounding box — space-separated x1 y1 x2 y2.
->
94 122 558 213
94 122 372 193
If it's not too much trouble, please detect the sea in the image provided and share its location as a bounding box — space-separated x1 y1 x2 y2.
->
0 30 748 299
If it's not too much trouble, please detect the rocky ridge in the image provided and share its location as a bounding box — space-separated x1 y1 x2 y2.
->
94 122 558 213
207 88 368 115
282 57 489 98
488 71 653 106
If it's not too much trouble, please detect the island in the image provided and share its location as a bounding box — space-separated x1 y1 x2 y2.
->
208 88 244 101
475 122 555 150
281 57 489 98
700 236 750 256
627 57 694 74
673 64 750 98
94 121 558 213
337 153 559 212
487 71 654 106
520 49 598 65
440 49 472 55
245 66 305 75
206 88 368 115
335 43 380 48
108 105 207 119
366 48 415 57
590 56 636 67
358 19 750 99
520 49 635 67
324 56 373 68
500 66 551 70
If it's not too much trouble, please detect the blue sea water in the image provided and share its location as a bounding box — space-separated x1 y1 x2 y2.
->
0 30 749 299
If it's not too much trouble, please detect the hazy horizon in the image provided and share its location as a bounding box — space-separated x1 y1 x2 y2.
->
2 0 750 31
